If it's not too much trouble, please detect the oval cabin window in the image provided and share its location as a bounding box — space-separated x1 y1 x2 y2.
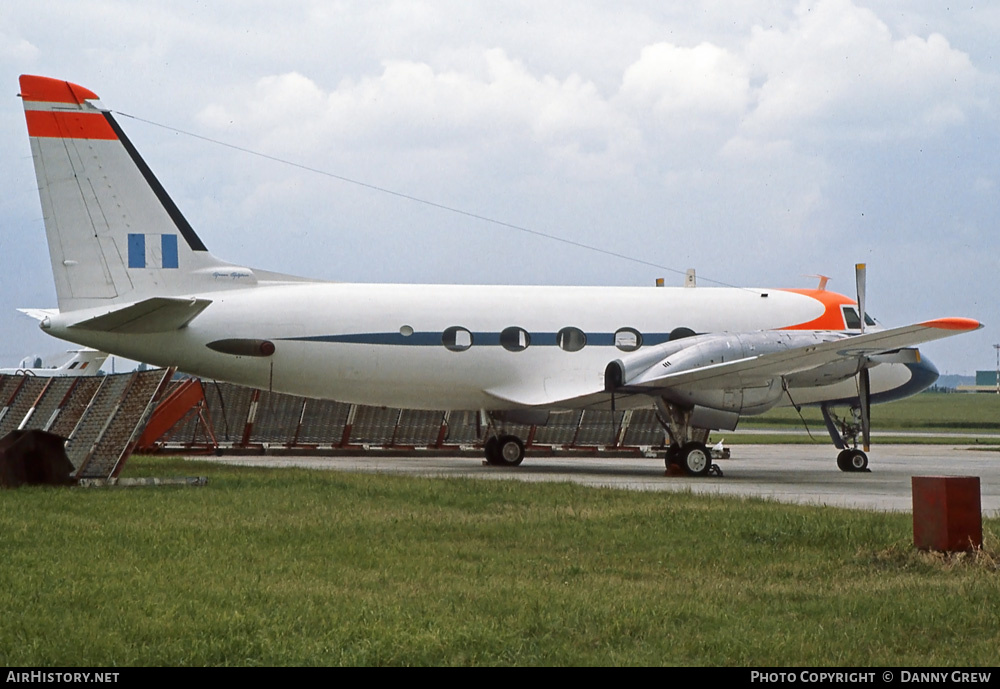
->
500 326 531 352
557 327 587 352
442 326 473 352
614 327 642 352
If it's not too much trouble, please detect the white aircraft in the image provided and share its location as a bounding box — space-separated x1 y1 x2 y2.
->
17 74 981 474
0 349 107 377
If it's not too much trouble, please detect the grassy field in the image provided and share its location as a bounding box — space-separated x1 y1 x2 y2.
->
745 392 1000 432
722 392 1000 445
1 456 997 666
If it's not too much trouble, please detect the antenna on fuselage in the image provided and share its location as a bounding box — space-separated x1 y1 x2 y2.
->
803 274 831 291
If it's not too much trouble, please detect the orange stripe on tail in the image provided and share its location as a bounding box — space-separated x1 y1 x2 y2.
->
24 110 117 140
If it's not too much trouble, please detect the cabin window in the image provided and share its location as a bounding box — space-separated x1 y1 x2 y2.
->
557 327 587 352
442 326 473 352
500 326 531 352
614 327 643 352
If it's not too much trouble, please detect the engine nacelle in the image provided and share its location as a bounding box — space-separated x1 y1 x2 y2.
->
607 330 846 416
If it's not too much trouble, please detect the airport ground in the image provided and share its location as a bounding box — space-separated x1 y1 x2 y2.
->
5 449 998 666
201 443 1000 516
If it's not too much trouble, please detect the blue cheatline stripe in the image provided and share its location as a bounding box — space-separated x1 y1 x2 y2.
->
281 331 677 347
128 233 145 268
161 234 179 269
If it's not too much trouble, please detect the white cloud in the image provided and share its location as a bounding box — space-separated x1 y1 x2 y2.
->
743 0 981 139
198 50 641 178
618 42 750 119
0 32 38 63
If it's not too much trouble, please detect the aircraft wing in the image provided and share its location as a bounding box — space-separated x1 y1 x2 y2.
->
485 317 981 408
626 318 981 391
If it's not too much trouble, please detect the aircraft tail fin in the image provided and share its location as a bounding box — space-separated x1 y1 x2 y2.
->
55 349 109 376
19 75 257 313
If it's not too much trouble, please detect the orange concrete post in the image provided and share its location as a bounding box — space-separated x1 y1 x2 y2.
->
911 476 982 552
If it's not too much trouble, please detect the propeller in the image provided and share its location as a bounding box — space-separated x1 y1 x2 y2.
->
855 263 871 451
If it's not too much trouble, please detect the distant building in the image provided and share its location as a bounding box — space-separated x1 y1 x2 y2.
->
976 371 999 386
956 371 1000 393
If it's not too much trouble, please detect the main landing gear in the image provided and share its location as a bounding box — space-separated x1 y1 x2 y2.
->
484 434 525 467
822 404 870 473
654 399 721 477
665 441 714 477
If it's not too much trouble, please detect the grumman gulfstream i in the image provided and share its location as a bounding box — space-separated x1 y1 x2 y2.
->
17 75 982 475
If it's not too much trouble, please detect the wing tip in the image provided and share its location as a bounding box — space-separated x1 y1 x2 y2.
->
919 317 983 331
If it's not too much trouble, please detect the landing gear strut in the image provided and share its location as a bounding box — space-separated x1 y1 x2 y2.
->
655 400 719 477
823 404 870 473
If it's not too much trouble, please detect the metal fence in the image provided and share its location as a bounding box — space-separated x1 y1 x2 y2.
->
153 380 668 454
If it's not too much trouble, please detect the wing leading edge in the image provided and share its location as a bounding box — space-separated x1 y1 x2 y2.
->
485 317 981 409
626 317 981 391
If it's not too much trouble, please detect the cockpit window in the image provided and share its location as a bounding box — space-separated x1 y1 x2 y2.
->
844 307 861 329
843 307 877 330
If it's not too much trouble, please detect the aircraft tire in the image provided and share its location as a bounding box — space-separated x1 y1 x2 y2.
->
664 444 682 469
484 436 502 466
848 449 869 472
836 449 851 471
680 442 711 477
495 435 525 467
837 449 869 472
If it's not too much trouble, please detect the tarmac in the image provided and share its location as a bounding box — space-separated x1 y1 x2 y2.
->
198 444 1000 516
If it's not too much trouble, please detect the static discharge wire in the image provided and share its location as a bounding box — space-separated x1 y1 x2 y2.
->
115 110 759 292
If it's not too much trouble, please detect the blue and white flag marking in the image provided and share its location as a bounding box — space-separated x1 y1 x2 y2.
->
128 233 179 269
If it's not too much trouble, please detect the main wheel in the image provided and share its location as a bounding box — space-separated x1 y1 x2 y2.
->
664 443 682 469
494 434 525 467
680 442 712 477
484 436 502 466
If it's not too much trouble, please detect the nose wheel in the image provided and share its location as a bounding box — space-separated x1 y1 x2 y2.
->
823 405 873 472
836 448 869 472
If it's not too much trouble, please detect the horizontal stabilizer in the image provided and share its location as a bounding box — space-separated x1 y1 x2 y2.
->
68 297 212 334
17 308 58 321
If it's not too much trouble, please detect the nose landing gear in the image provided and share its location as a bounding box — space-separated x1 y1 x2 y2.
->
823 405 871 472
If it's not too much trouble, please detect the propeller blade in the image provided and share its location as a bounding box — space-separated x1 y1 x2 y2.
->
859 367 871 451
855 263 867 334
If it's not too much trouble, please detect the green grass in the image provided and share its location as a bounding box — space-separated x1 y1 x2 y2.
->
1 456 997 666
746 392 1000 432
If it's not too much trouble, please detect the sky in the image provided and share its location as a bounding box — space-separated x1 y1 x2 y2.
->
1 0 997 375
